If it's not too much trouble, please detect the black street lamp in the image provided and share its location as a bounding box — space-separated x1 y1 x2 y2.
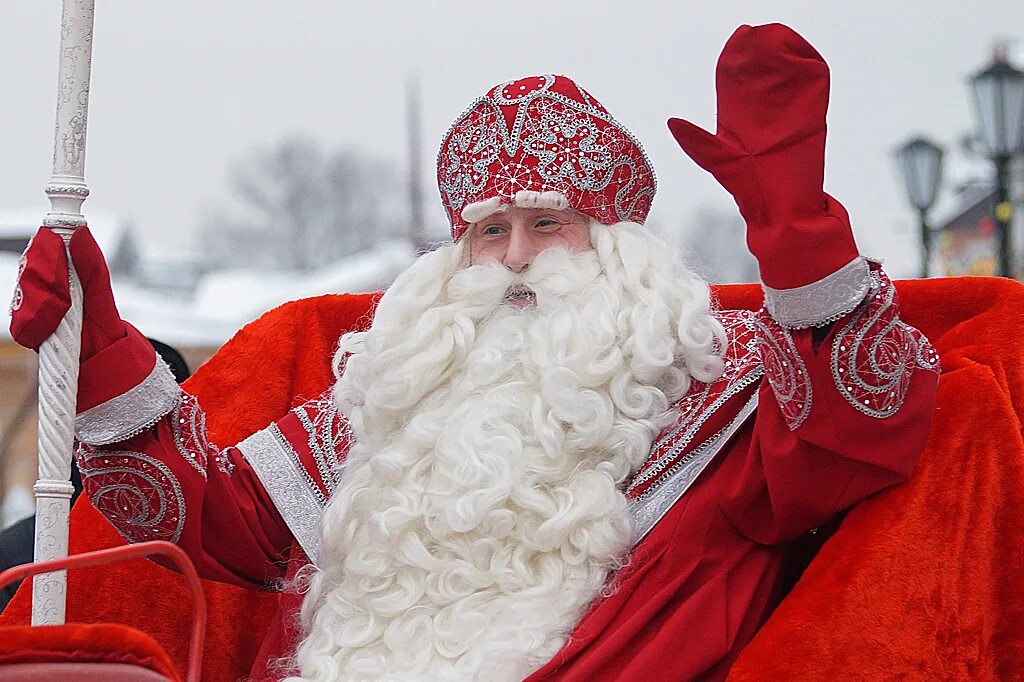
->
969 52 1024 278
895 137 944 277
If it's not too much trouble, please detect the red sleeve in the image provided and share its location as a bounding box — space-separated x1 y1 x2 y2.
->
77 389 349 588
719 266 940 544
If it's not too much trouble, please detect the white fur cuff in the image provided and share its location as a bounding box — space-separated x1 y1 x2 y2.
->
762 256 871 329
75 360 180 445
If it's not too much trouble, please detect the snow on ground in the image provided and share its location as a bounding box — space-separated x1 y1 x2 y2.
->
0 252 21 338
189 239 416 338
0 239 418 347
1 485 34 529
0 209 131 255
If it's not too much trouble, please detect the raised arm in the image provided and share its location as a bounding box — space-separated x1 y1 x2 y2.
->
670 24 940 542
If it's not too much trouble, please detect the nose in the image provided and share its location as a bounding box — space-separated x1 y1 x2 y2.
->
502 226 533 273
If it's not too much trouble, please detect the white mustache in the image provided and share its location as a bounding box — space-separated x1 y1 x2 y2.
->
447 248 604 309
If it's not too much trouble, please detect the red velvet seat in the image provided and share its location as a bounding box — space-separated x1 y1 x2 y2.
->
0 623 178 681
0 663 169 681
0 542 203 682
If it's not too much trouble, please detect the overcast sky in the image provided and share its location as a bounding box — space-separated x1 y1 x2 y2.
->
3 1 1023 278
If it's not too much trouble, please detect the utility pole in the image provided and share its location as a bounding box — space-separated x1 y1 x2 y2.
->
407 77 426 253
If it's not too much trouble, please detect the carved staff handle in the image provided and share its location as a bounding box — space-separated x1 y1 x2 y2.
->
32 0 96 626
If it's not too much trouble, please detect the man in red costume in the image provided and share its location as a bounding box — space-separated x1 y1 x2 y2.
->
10 24 938 681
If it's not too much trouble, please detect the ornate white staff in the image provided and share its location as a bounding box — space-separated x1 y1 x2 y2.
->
32 0 96 626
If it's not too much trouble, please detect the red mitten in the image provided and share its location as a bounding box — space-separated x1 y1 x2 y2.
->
11 227 132 359
11 227 162 419
68 226 137 361
9 228 72 350
668 23 860 291
69 228 165 417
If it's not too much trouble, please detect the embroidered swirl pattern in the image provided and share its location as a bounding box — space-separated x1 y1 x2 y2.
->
9 256 25 314
831 270 940 418
293 392 351 496
438 74 656 237
753 312 812 430
77 445 186 544
172 392 234 477
627 310 763 499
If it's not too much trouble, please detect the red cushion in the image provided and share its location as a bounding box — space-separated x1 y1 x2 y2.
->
0 623 179 681
0 662 170 681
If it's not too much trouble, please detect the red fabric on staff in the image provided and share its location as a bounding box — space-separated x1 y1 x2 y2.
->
3 279 1022 680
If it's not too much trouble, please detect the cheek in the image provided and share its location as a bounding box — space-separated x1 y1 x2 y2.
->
469 239 502 265
565 224 593 252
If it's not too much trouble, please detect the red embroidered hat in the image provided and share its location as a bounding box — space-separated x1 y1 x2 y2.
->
437 74 657 240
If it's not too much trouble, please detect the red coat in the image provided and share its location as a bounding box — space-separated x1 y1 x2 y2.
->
64 266 937 680
6 277 1024 680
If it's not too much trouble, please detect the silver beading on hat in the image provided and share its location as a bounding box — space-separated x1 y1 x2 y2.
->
437 74 657 239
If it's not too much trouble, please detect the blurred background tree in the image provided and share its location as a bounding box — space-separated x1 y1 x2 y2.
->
201 137 404 270
673 205 760 284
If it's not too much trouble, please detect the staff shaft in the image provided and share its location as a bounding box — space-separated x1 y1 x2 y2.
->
32 0 96 626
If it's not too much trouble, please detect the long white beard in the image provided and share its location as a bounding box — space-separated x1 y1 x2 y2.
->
290 224 725 682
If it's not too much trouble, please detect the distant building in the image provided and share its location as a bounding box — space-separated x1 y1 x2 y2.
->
0 210 141 278
932 158 1024 279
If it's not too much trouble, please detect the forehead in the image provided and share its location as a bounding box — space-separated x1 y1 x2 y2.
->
477 206 583 224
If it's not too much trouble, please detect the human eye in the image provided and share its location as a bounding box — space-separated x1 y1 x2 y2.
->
480 223 506 237
534 217 560 230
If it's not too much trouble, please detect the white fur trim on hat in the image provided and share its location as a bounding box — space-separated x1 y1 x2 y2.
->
460 196 505 224
459 191 571 225
514 190 570 211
